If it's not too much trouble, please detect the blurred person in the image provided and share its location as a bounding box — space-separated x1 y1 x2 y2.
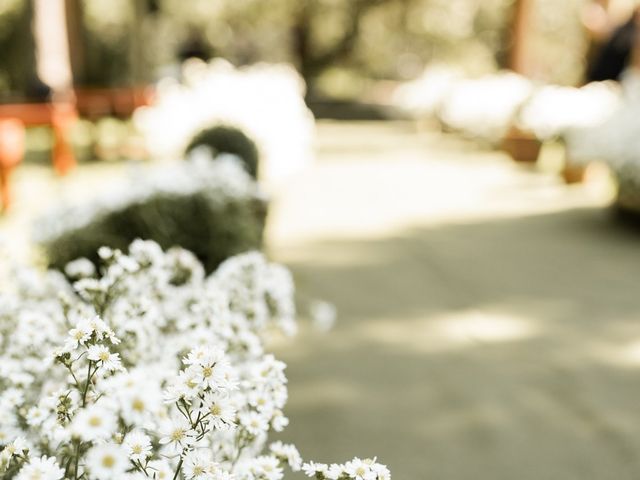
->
586 4 640 82
582 0 615 70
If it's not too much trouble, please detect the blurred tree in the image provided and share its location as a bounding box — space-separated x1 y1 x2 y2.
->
0 0 40 100
0 0 591 97
291 0 391 87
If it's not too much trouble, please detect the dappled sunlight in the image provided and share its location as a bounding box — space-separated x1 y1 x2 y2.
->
592 340 640 369
268 123 613 249
352 310 540 354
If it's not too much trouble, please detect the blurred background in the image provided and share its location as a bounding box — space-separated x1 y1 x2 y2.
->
4 0 640 478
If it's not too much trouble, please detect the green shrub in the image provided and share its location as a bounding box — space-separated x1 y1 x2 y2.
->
37 161 267 274
186 125 260 178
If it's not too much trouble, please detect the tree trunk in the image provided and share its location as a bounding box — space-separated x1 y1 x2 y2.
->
508 0 535 76
64 0 86 86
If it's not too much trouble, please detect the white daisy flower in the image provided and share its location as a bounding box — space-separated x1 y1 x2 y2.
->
72 403 118 442
87 345 124 372
344 458 377 480
182 450 214 480
158 417 196 450
269 441 302 471
123 430 152 462
15 455 64 480
253 455 283 480
86 443 129 480
199 392 236 430
239 411 269 436
302 461 329 478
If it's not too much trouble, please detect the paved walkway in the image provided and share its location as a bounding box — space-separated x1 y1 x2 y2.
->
267 121 640 480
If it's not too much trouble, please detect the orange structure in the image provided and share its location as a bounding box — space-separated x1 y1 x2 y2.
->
0 101 78 212
0 101 78 174
0 119 27 212
74 86 154 119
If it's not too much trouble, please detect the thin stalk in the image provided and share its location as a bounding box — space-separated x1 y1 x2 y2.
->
171 457 184 480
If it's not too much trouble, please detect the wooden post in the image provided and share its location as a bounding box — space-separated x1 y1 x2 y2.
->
64 0 86 85
509 0 535 76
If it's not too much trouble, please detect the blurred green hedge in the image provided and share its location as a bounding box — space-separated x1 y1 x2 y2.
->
41 190 267 274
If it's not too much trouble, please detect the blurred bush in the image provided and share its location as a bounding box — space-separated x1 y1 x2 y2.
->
37 156 267 273
134 59 314 185
186 125 260 178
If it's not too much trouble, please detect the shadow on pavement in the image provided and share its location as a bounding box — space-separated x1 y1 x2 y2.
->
272 206 640 480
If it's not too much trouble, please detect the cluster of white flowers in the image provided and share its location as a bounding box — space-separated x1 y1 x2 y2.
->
437 72 533 142
393 67 622 144
562 69 640 211
0 240 389 480
392 65 465 118
566 69 640 168
134 58 315 185
518 81 620 140
393 69 533 142
301 458 390 480
35 153 260 245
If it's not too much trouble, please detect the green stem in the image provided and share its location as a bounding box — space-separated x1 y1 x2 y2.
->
73 439 81 480
81 361 94 407
171 457 184 480
66 365 81 389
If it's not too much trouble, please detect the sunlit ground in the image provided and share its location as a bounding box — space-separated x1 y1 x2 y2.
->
5 121 640 479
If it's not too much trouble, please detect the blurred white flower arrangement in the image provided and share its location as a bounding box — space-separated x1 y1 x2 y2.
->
565 70 640 169
0 240 390 480
391 65 464 118
394 67 623 146
518 81 621 140
394 69 532 142
134 59 316 185
438 72 533 142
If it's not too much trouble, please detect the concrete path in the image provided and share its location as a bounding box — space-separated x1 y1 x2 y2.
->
267 121 640 480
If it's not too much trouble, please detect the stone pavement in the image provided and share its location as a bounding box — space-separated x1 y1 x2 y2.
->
267 121 640 480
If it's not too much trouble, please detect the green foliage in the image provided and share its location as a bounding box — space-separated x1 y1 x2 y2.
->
0 0 39 99
41 190 267 274
186 125 260 178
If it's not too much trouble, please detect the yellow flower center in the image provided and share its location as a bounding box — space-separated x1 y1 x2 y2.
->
102 455 115 468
